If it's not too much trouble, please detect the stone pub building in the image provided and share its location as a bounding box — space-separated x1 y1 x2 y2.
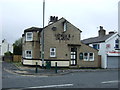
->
22 17 100 68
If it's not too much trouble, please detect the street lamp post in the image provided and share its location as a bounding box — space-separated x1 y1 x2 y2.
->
41 0 45 68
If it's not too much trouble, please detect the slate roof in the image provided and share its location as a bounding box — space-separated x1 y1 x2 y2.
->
24 27 42 33
81 33 116 44
23 17 82 33
43 17 82 32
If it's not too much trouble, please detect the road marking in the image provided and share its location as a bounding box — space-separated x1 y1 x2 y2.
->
101 80 120 84
21 75 48 77
25 84 73 88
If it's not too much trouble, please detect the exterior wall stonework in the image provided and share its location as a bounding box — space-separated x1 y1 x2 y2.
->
22 18 100 68
77 43 99 67
43 18 81 60
22 29 40 59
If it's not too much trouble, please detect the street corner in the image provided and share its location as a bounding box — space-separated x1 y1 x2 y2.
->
14 70 28 74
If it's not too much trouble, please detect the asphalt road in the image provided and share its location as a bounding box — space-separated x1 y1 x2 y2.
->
2 67 119 89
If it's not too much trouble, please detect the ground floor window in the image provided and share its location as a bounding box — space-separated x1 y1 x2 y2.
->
84 53 89 61
80 52 94 61
50 48 56 57
89 53 94 61
25 50 32 58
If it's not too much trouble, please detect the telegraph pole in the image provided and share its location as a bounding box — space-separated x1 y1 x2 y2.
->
42 0 45 68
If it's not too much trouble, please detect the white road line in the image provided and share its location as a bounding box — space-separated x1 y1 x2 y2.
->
21 75 48 77
25 84 73 88
101 80 120 84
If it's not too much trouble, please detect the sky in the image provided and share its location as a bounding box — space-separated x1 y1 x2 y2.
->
0 0 119 44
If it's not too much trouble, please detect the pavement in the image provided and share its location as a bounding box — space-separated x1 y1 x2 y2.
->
2 61 120 76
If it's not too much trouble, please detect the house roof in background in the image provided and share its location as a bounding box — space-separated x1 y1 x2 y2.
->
81 33 116 44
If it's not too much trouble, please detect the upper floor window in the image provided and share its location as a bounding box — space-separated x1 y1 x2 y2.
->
26 32 33 41
63 21 67 32
50 48 56 57
115 39 119 49
93 44 99 50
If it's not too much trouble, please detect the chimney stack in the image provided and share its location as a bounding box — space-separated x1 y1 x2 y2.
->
98 26 106 37
49 16 58 24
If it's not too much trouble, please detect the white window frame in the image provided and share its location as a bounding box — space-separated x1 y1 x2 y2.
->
115 39 119 49
63 22 67 32
83 52 94 61
83 53 89 61
71 60 76 65
89 52 94 61
50 48 56 57
71 55 76 59
26 32 33 41
25 50 32 59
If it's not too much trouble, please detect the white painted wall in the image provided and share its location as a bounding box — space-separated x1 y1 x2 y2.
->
88 33 119 68
98 43 107 68
1 40 13 56
23 59 69 67
106 33 119 53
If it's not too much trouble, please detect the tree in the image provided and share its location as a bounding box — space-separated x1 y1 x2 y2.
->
13 38 22 55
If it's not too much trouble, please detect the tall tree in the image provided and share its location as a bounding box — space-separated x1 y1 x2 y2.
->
13 38 22 55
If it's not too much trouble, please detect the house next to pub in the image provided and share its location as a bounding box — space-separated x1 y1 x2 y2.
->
0 39 13 56
22 17 101 68
82 26 120 69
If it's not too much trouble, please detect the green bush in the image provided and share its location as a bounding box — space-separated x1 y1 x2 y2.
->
4 51 13 56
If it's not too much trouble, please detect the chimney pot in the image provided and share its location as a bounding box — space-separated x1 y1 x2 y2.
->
100 26 103 30
98 26 106 37
49 16 58 23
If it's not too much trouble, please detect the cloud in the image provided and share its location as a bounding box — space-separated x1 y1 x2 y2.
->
1 0 119 43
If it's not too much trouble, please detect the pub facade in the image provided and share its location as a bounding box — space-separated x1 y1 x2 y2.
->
22 17 100 68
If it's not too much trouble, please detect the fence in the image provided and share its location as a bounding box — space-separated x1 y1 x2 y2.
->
2 55 22 62
13 55 22 62
2 56 13 62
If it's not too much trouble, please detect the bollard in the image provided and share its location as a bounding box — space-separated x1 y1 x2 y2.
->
35 62 38 73
55 62 57 73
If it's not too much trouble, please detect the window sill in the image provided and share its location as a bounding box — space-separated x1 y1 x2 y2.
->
83 60 94 62
25 57 32 59
50 57 57 58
